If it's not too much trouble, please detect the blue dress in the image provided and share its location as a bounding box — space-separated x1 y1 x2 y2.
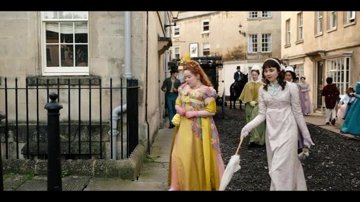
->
341 82 360 136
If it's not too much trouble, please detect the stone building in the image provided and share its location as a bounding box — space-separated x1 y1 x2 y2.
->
0 11 174 164
281 11 360 111
171 11 281 97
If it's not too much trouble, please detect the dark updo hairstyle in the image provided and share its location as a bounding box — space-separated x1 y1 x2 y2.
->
346 86 355 96
251 69 260 75
285 70 297 81
262 58 286 91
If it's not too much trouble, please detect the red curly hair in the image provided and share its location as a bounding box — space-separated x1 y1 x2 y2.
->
183 60 212 87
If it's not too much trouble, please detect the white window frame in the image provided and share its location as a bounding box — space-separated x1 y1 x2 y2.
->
285 19 291 46
261 33 271 52
297 12 303 41
249 11 258 19
328 11 337 30
173 25 180 37
327 57 351 96
202 43 210 56
294 64 304 78
174 47 180 60
315 11 323 35
248 34 258 53
202 20 210 33
41 11 89 76
262 11 271 18
344 11 356 24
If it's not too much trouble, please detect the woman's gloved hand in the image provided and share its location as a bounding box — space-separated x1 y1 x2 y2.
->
240 126 250 139
185 111 199 118
175 105 186 116
298 147 310 160
249 101 257 107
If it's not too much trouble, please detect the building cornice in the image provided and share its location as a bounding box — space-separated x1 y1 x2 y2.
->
176 11 220 21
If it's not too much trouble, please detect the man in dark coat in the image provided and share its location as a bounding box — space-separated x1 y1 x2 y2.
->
322 77 340 125
233 66 245 82
161 70 181 128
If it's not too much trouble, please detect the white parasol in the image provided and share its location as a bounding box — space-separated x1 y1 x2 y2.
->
219 136 244 191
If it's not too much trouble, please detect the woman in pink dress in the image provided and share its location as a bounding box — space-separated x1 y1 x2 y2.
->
298 76 312 115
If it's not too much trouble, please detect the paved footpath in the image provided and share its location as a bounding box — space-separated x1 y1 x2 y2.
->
3 127 173 191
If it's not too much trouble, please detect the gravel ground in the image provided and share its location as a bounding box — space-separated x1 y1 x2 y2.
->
214 106 360 191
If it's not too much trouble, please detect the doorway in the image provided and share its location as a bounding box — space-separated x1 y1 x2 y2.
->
316 61 324 109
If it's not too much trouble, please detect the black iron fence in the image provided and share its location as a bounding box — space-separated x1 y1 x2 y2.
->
0 77 139 162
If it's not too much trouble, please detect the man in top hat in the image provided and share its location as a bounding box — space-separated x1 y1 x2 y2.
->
234 66 245 82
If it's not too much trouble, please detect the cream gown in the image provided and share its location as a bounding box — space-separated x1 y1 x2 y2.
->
243 81 314 190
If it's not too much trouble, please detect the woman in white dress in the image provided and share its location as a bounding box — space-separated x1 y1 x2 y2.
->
337 86 355 126
239 58 315 191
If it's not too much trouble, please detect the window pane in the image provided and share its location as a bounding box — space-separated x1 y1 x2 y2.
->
75 22 88 43
203 21 209 31
44 12 58 19
59 12 73 19
46 23 59 43
60 22 73 43
46 45 59 67
61 45 74 67
76 45 88 66
72 12 88 19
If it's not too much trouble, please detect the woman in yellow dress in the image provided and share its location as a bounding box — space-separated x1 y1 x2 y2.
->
239 65 265 146
168 60 225 190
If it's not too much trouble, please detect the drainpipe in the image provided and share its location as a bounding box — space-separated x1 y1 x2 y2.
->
124 11 132 79
109 11 132 160
145 12 150 154
108 104 127 160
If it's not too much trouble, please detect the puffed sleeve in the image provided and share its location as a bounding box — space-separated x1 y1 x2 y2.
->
203 86 217 99
289 83 315 148
242 86 266 131
203 86 217 113
175 96 181 106
175 84 186 106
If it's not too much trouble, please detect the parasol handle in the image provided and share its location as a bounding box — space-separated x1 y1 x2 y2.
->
235 136 244 155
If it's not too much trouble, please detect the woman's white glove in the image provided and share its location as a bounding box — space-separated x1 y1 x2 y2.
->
240 126 250 139
249 101 257 107
298 147 310 160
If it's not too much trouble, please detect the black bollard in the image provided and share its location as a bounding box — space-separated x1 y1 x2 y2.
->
44 92 63 191
0 145 2 191
126 79 138 157
0 113 4 191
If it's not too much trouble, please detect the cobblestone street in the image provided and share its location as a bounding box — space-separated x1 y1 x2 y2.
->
215 106 360 191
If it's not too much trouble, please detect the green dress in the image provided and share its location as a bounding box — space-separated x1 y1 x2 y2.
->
239 80 266 145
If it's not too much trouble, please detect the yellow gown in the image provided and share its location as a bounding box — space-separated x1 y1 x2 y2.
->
168 84 225 190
